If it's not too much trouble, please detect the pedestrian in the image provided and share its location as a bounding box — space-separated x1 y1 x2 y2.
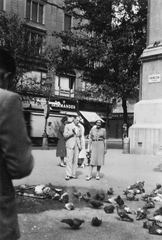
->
56 116 67 167
84 123 96 166
86 119 107 181
0 48 34 240
63 114 84 180
78 117 86 168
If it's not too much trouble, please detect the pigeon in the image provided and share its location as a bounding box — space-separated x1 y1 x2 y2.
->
54 188 62 193
147 215 162 223
149 221 162 235
129 181 145 191
152 184 162 194
123 189 136 195
105 196 117 204
107 187 114 195
156 183 162 189
64 203 74 210
141 193 151 201
126 192 139 201
34 184 46 195
136 208 150 220
116 205 134 222
59 192 69 203
104 205 115 214
123 205 136 215
115 195 124 206
90 200 103 209
91 217 102 226
94 192 105 201
82 192 91 202
154 207 162 216
73 189 82 199
51 192 60 200
143 199 155 209
143 220 153 229
60 218 84 229
20 184 35 190
152 195 162 202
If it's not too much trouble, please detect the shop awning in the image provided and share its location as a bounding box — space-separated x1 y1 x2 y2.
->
80 111 104 123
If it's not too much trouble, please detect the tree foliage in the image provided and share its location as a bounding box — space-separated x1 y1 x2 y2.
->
52 0 148 123
0 13 46 92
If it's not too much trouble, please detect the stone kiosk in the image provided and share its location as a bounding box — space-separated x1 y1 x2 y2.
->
129 0 162 154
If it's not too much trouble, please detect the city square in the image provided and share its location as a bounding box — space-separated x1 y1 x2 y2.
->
1 0 162 239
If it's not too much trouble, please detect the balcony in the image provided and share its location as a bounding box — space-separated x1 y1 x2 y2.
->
54 87 74 98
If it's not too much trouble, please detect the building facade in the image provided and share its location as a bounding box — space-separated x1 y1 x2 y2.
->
0 0 129 142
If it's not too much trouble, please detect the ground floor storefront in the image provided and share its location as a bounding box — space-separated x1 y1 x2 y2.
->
22 95 133 145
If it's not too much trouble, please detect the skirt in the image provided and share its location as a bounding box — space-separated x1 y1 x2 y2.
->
90 141 105 166
56 140 66 157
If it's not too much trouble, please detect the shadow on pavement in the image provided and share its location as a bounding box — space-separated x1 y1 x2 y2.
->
16 186 107 214
153 163 162 172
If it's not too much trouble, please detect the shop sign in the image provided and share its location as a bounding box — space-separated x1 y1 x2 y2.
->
49 99 76 110
21 96 76 111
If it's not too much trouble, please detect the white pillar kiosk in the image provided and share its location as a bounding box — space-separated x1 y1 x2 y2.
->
129 0 162 155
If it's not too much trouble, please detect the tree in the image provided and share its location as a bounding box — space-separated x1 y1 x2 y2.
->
0 13 46 92
52 0 148 124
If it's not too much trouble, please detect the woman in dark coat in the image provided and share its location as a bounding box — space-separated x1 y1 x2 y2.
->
56 116 67 167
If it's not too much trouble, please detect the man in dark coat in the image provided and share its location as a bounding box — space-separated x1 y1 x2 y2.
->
0 48 34 240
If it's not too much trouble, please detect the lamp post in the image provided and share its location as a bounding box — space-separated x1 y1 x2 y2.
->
42 80 52 150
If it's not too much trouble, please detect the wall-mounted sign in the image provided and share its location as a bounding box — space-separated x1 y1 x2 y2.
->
21 96 76 111
148 74 161 83
49 99 76 110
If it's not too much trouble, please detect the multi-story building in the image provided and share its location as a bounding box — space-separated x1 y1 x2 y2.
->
0 0 110 145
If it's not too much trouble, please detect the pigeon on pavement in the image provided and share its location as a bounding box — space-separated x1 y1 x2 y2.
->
143 220 153 229
123 205 136 215
91 217 102 226
73 189 82 199
147 215 162 223
94 192 105 201
64 203 74 210
104 205 115 214
143 199 155 209
136 208 150 220
90 200 103 209
59 192 69 203
116 205 134 222
115 195 124 206
149 221 162 235
61 218 84 229
82 192 91 202
153 207 162 216
107 187 114 195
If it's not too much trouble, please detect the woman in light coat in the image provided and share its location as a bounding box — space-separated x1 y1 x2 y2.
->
86 119 107 180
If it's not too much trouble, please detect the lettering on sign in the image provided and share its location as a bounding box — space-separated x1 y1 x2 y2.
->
49 100 76 110
148 74 161 83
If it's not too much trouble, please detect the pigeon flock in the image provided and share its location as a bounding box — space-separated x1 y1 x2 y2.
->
15 181 162 235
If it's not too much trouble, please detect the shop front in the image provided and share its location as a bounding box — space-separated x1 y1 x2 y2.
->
22 96 77 146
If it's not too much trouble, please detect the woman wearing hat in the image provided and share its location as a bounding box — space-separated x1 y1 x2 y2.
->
56 116 67 167
86 119 107 180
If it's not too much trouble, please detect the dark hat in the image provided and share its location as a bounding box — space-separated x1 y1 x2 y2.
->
61 116 67 123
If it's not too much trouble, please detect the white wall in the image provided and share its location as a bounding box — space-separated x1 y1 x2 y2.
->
30 112 62 137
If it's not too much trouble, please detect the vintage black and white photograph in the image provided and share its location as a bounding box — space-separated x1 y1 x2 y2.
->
1 0 162 239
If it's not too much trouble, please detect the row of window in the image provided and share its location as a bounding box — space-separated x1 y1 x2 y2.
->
0 0 74 96
0 0 72 31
